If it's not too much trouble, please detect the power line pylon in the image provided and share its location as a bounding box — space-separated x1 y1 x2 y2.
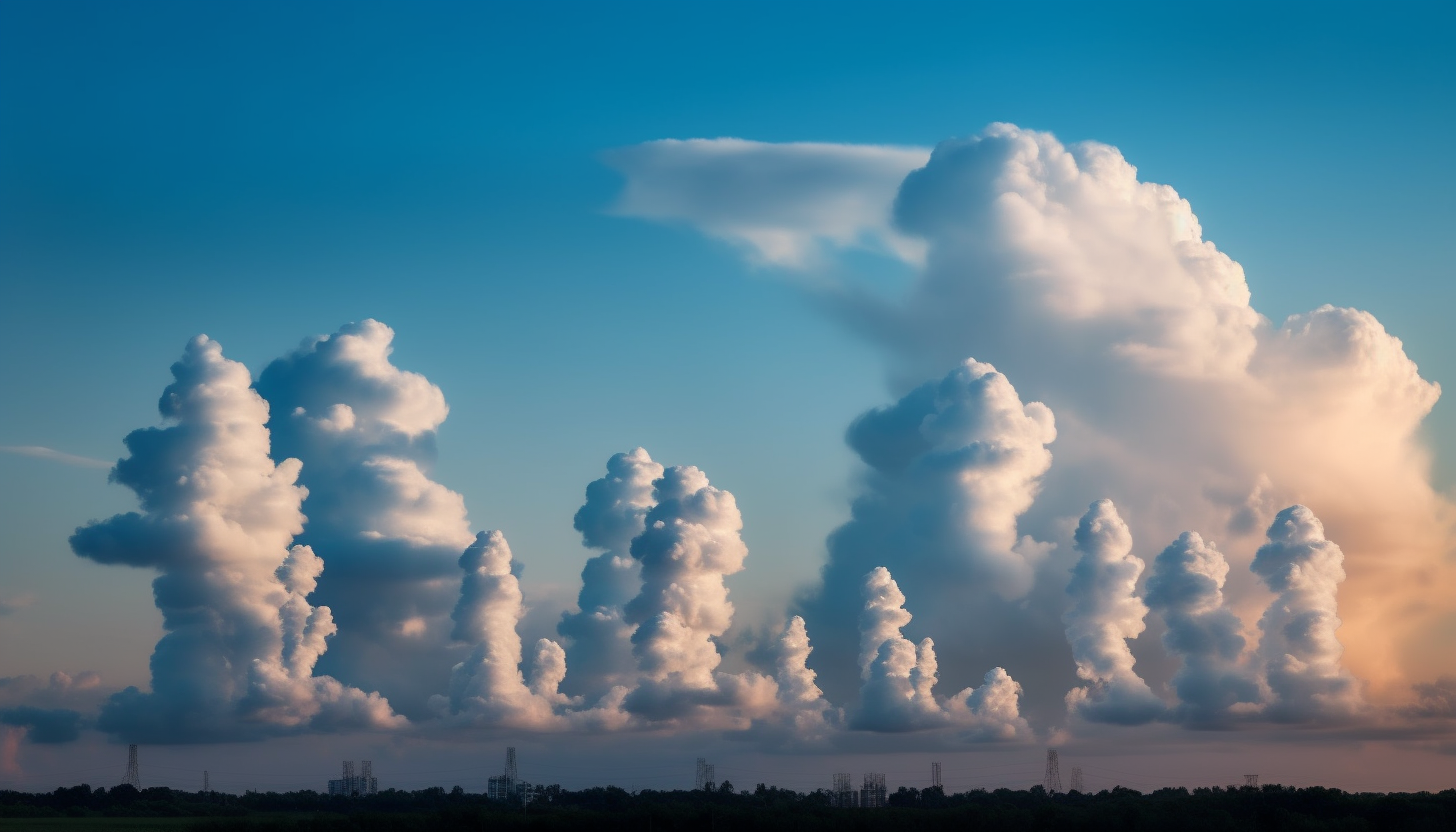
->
1043 749 1061 794
1069 767 1084 792
1244 774 1259 787
122 744 140 789
931 761 942 790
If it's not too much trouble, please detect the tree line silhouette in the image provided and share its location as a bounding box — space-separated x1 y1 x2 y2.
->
4 780 1456 830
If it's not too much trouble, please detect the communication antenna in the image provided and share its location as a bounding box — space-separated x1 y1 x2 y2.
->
1043 749 1062 793
1244 774 1259 787
123 744 140 789
1069 767 1084 793
931 761 942 790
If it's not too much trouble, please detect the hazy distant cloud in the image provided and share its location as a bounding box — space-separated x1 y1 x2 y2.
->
604 138 929 267
0 672 104 711
0 672 100 744
1407 677 1456 719
70 335 402 742
0 707 82 744
0 594 34 617
255 319 475 720
0 446 110 469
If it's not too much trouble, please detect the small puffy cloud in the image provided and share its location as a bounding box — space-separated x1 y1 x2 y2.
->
255 320 475 719
70 334 402 742
1251 505 1364 722
0 671 101 702
1063 500 1165 725
1144 532 1261 727
944 667 1032 742
558 448 664 701
604 138 929 267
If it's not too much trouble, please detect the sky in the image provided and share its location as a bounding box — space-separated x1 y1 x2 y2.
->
3 0 1456 795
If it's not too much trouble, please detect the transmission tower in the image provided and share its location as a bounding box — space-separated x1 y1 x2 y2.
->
122 744 140 789
931 761 942 790
203 771 210 794
860 773 886 808
1244 774 1259 787
695 757 710 790
832 773 855 808
1043 749 1061 793
1069 767 1084 793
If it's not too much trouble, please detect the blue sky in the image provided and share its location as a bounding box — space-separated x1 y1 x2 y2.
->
2 0 1455 791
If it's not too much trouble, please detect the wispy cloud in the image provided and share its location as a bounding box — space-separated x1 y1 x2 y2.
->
0 446 110 470
0 594 36 617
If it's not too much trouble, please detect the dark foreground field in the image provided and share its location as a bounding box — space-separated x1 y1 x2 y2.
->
6 782 1456 831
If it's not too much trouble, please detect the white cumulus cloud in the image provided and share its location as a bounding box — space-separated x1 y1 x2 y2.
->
254 319 476 719
620 124 1455 711
1144 531 1262 727
1063 500 1165 725
557 448 663 702
618 465 779 727
433 531 566 729
1250 505 1364 722
70 335 402 742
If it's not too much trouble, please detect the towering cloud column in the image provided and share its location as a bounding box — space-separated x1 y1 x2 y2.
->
854 567 1029 738
1144 532 1261 726
1250 506 1363 722
254 320 475 718
797 358 1056 703
1063 500 1165 725
620 466 776 724
71 336 400 742
770 616 840 739
854 568 943 731
558 448 663 700
435 531 565 728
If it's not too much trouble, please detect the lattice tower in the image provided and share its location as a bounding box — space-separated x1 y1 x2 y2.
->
123 744 140 789
1043 749 1062 793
